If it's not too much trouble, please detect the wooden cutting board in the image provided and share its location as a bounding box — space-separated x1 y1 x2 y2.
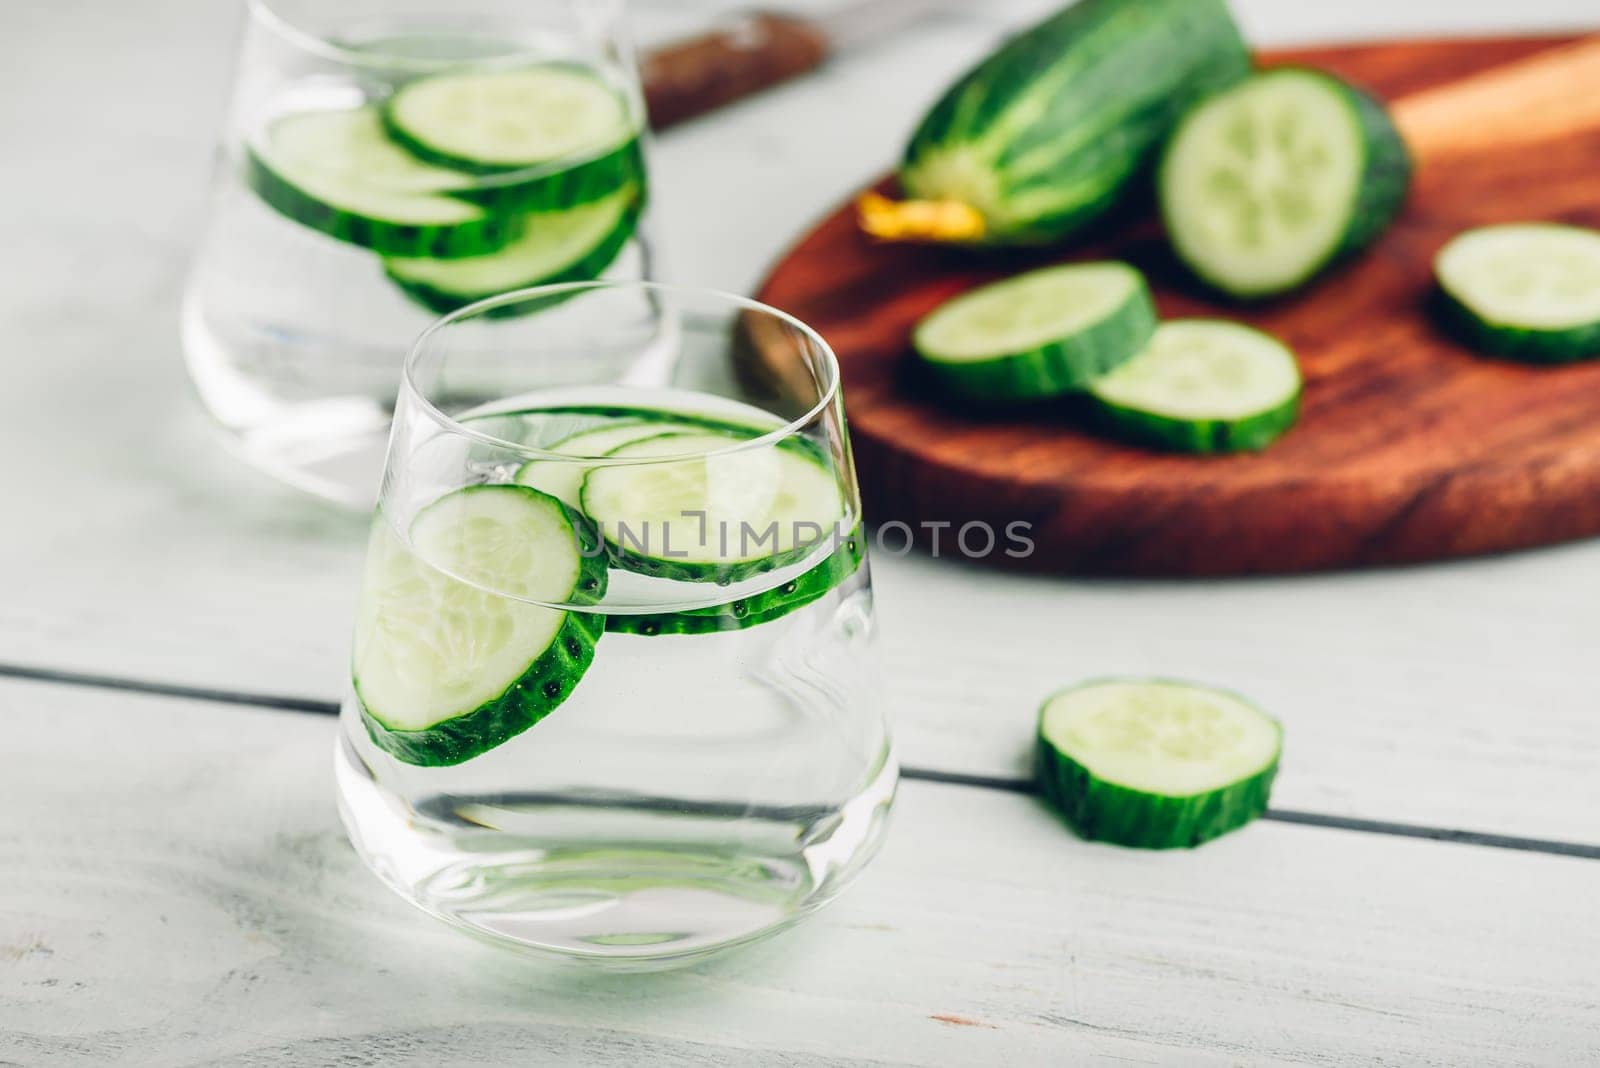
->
755 35 1600 575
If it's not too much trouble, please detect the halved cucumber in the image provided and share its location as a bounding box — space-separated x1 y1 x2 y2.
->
913 262 1157 401
352 485 607 767
1087 319 1301 453
606 526 866 636
245 107 519 259
581 431 847 583
384 66 635 173
1159 67 1411 298
1036 679 1281 849
1433 223 1600 363
383 183 641 316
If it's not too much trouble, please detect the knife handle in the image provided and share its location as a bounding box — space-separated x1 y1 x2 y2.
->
640 13 830 131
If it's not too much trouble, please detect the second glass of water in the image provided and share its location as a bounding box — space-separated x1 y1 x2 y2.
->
183 0 656 504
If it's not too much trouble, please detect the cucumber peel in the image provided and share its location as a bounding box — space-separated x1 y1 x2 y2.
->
1036 679 1281 849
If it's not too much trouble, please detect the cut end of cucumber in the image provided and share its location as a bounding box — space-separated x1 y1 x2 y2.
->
1087 319 1301 453
1435 223 1600 342
1037 679 1281 849
1160 68 1400 297
385 66 634 172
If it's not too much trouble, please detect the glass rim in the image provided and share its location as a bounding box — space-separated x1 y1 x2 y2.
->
244 0 622 72
401 280 844 464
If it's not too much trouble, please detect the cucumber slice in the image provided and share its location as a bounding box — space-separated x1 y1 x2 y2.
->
580 432 846 583
606 526 866 636
1433 223 1600 363
1159 67 1411 298
515 417 703 507
245 107 519 259
1087 319 1301 453
384 66 635 174
912 262 1157 401
383 184 641 316
1036 679 1281 849
352 485 607 767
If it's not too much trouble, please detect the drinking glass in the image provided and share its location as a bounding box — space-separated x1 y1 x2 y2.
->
335 282 896 966
183 0 655 506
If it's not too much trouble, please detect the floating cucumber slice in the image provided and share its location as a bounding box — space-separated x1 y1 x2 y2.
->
245 107 519 258
606 526 866 636
352 485 607 767
515 417 704 507
1086 319 1301 453
1036 679 1281 849
383 183 641 316
1159 67 1411 298
581 431 846 583
913 262 1157 401
1433 223 1600 363
384 66 635 174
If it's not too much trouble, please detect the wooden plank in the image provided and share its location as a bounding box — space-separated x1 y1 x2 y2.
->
3 679 1598 1065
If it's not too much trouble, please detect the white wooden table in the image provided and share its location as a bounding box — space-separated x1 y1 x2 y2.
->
4 1 1599 1063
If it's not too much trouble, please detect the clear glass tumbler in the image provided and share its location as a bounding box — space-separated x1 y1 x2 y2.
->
183 0 655 506
335 282 896 966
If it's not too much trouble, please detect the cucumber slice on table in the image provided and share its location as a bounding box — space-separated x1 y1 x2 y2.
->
1087 319 1301 453
1036 679 1281 849
913 262 1157 401
352 485 607 767
384 67 640 206
581 431 847 583
1433 223 1600 362
246 107 518 258
1159 67 1411 298
383 183 641 316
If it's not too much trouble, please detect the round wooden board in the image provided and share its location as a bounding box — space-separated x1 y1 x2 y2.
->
756 35 1600 575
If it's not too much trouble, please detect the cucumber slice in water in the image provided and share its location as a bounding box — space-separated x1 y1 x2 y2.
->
515 418 703 507
913 262 1157 401
246 107 519 258
383 183 641 316
1159 67 1411 298
1433 223 1600 363
581 431 847 583
385 66 635 174
606 526 866 636
1036 679 1281 849
1087 319 1301 453
352 485 607 767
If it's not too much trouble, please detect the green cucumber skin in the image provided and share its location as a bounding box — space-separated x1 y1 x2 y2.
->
1160 69 1413 299
600 522 832 586
243 149 522 260
1036 732 1278 848
358 610 603 766
903 0 1250 246
356 487 610 768
1087 389 1301 453
453 139 647 216
382 195 642 318
918 275 1158 401
606 529 865 636
1432 285 1600 364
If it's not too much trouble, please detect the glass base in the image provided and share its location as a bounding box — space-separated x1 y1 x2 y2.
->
334 734 897 969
